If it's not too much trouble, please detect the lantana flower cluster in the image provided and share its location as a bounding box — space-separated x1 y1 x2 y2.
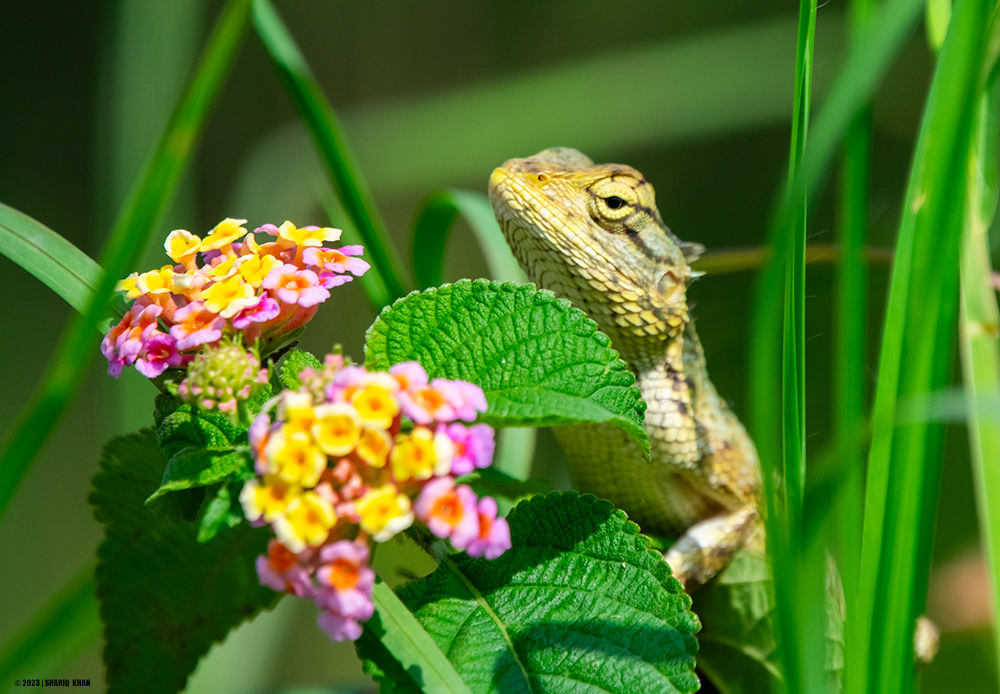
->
241 356 511 641
101 218 369 380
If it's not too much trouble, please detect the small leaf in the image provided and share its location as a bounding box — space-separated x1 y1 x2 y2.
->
356 491 700 694
457 466 552 503
364 280 649 459
197 481 247 543
279 348 323 390
154 393 244 460
146 446 250 502
90 430 277 694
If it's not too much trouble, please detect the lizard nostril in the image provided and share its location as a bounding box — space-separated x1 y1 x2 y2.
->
536 173 549 183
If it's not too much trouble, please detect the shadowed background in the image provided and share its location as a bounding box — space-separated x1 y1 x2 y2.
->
0 1 992 692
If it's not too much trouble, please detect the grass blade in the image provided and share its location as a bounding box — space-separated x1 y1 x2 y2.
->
749 0 924 513
0 203 102 315
854 2 997 692
251 0 409 305
0 563 100 692
0 0 249 524
960 62 1000 683
835 0 875 688
411 189 526 290
368 580 472 694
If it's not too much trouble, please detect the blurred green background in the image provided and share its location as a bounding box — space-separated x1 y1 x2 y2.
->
0 1 993 692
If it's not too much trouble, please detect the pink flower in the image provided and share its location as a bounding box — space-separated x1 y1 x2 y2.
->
314 539 375 643
317 611 364 642
135 333 186 378
389 361 428 392
115 303 163 359
101 302 162 377
256 540 316 598
169 301 225 351
443 423 496 475
262 264 330 307
432 378 488 422
231 295 281 330
301 246 370 277
465 496 511 560
316 271 352 289
414 477 480 550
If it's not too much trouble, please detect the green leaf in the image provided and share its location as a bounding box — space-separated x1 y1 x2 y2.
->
154 392 244 459
694 545 845 694
0 0 250 525
279 348 323 390
147 447 250 502
251 0 409 305
363 581 472 694
853 2 997 692
196 481 248 543
457 466 552 504
364 280 649 459
412 189 527 290
0 202 103 315
357 491 700 694
149 393 251 522
90 430 277 694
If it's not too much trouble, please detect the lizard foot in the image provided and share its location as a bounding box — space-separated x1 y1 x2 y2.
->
663 503 759 591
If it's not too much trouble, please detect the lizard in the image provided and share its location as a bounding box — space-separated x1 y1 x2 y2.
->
487 147 761 589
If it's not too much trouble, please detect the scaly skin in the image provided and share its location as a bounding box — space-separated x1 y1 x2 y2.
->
488 147 761 587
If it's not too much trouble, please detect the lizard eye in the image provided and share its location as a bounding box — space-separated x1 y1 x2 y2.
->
604 196 626 210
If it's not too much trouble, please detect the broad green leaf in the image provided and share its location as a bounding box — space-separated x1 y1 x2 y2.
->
412 189 527 290
0 202 103 315
0 0 250 525
90 430 277 694
364 280 649 459
251 0 408 305
357 492 700 694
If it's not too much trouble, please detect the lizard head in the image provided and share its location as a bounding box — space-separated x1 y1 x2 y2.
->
489 147 701 358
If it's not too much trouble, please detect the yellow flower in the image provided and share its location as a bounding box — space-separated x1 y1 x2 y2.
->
208 253 245 281
275 220 342 247
136 265 175 295
164 229 202 265
357 427 392 469
273 490 336 553
116 272 141 299
201 218 248 251
239 475 302 523
238 253 283 288
390 427 438 482
351 385 400 429
271 430 327 488
281 392 318 435
312 403 360 457
202 275 257 318
356 484 413 542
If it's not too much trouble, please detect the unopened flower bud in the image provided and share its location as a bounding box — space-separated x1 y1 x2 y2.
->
177 341 268 415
